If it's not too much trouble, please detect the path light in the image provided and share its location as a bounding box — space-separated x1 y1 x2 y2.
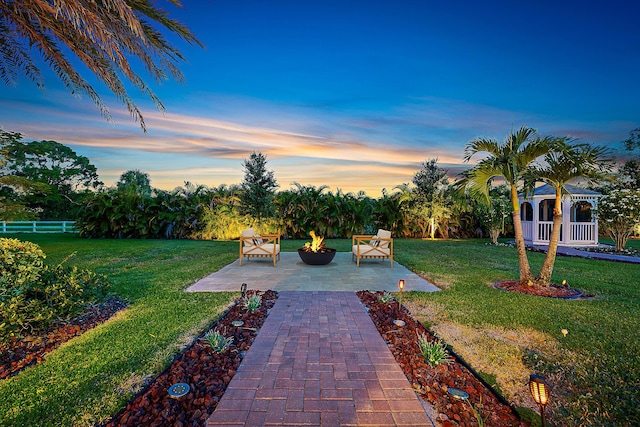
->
448 387 470 401
529 374 550 427
240 283 247 297
168 382 190 399
398 279 405 292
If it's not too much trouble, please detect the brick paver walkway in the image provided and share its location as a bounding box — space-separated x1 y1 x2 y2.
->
207 291 436 426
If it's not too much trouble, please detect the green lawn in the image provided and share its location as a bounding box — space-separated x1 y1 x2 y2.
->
394 238 639 427
0 234 239 427
0 235 637 427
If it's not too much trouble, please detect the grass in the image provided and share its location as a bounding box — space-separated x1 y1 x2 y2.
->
0 234 239 427
394 238 639 427
1 235 637 426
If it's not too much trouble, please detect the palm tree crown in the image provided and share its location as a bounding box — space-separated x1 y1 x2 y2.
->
0 0 202 130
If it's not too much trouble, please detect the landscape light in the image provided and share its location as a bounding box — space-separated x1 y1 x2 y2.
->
529 374 550 427
240 283 247 297
398 279 405 292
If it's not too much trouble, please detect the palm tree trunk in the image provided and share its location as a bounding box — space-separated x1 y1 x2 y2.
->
511 185 534 284
537 190 563 286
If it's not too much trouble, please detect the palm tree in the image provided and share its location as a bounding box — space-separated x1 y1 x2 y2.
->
0 0 202 131
459 126 551 285
524 140 612 285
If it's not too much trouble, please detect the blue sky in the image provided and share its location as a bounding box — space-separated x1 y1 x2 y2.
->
1 0 638 196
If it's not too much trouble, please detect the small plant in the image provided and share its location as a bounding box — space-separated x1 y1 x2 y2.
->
203 329 234 353
377 291 395 304
468 395 490 426
242 293 262 313
417 333 452 367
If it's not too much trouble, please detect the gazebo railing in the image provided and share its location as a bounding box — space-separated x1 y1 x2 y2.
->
570 223 595 243
522 220 597 245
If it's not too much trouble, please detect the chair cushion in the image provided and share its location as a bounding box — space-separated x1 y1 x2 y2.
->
375 229 391 248
352 244 391 256
243 244 280 255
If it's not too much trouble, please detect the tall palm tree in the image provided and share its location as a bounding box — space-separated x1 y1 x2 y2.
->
0 0 202 131
525 140 612 285
459 126 551 285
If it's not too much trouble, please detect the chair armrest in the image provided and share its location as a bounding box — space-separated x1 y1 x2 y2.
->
352 234 374 245
259 233 280 244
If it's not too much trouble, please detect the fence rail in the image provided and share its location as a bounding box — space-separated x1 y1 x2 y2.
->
0 221 77 233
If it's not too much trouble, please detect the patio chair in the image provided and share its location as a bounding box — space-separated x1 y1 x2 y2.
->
239 228 281 267
352 229 393 267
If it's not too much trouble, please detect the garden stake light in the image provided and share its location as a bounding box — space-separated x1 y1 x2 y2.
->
398 279 405 292
240 283 247 297
529 374 550 427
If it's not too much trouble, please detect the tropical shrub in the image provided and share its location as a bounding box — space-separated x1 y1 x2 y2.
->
0 238 110 345
76 187 205 239
596 189 640 250
197 203 251 240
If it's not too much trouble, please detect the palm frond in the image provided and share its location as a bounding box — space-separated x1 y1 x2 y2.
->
0 0 203 131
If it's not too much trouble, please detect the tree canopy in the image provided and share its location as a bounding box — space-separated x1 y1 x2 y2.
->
2 131 102 219
240 152 278 221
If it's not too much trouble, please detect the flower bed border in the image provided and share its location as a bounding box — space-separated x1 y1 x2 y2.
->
0 297 127 380
102 290 278 426
358 290 528 427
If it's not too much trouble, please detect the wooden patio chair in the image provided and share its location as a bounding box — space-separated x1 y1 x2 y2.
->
239 228 281 267
352 229 393 267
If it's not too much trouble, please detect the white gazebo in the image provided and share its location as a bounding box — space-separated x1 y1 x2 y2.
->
518 184 601 247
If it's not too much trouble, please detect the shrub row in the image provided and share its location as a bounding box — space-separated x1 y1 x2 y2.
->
0 238 111 346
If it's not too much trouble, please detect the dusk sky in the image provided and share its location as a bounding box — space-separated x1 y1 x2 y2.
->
1 0 639 196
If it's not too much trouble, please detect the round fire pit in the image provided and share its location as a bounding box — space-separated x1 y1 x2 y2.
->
297 248 337 265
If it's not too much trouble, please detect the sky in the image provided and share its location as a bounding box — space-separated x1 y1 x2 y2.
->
1 0 639 197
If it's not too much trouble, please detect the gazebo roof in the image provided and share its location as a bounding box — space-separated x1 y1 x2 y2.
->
521 183 601 198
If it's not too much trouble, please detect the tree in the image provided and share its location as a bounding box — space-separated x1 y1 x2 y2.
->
4 136 102 219
524 140 612 285
458 126 551 285
616 128 640 189
240 152 278 222
116 169 152 197
597 189 640 251
474 185 512 244
0 0 202 131
1 130 56 219
412 158 449 199
622 127 640 152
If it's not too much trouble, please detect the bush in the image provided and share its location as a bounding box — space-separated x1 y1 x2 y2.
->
0 238 110 345
0 238 46 287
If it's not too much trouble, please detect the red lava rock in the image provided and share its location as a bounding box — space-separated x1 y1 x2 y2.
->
495 280 582 298
0 298 127 379
102 290 277 427
357 290 527 427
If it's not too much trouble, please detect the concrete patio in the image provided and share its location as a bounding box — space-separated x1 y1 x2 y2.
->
186 252 439 293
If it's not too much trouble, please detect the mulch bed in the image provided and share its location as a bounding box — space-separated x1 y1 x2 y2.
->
358 290 529 427
494 280 583 298
0 297 127 380
102 290 278 427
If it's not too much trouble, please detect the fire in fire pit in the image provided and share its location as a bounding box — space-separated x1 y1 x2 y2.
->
298 231 336 265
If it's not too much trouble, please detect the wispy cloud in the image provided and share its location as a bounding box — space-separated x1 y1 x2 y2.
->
1 91 633 196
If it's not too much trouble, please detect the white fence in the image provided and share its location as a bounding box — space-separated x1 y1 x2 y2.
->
0 221 77 233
